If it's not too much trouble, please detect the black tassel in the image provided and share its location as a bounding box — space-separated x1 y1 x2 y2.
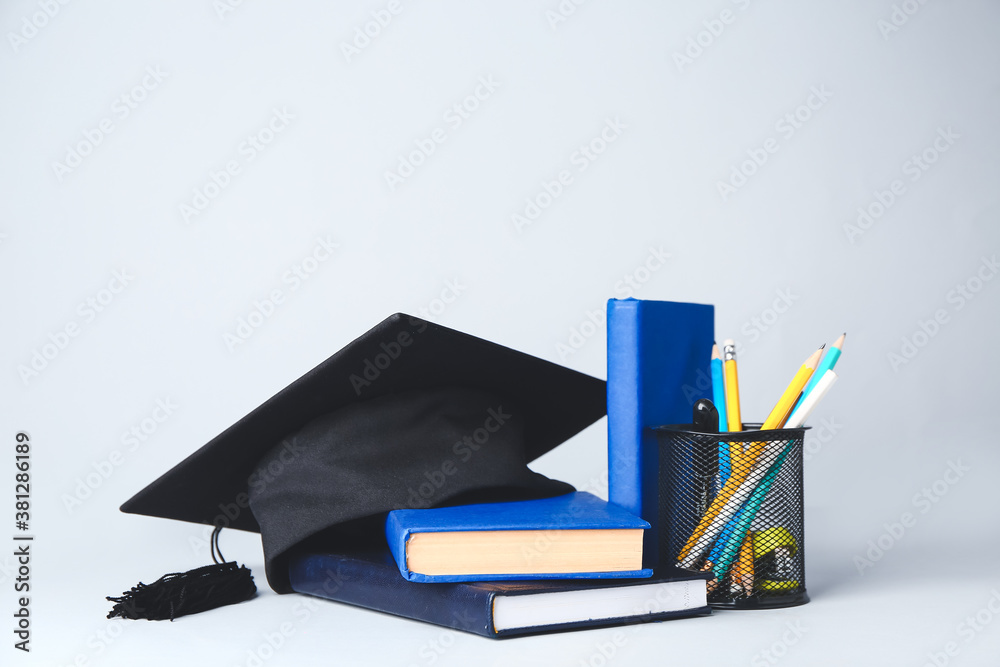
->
107 527 256 621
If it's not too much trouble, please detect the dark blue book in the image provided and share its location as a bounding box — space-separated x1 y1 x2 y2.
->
385 492 652 582
288 548 711 638
607 299 714 565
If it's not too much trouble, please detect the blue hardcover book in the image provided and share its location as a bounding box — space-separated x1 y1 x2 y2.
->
607 299 714 565
289 547 711 639
385 492 653 582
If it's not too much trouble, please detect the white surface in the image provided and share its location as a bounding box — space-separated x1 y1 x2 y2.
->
2 1 999 665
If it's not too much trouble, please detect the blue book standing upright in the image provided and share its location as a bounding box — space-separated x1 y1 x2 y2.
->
607 298 714 566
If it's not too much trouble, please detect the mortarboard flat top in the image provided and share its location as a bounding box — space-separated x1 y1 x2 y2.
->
121 313 607 534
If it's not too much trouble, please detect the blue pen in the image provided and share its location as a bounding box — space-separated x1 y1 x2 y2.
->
711 344 730 487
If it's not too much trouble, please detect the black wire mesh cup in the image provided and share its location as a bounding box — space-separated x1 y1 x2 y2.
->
654 424 809 609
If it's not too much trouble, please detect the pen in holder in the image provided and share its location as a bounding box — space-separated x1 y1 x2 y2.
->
654 424 809 609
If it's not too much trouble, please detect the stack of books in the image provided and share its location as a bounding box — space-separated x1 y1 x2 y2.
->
289 492 711 638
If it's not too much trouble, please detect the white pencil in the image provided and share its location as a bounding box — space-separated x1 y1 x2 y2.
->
786 370 838 428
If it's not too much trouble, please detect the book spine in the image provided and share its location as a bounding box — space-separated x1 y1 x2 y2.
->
384 513 411 580
608 300 714 567
607 299 643 519
289 554 497 637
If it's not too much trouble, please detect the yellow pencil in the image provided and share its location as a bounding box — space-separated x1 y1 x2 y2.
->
677 345 824 563
722 339 742 476
735 533 755 595
760 345 824 431
722 339 742 433
736 344 824 475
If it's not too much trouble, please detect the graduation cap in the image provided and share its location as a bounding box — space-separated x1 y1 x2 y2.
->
110 313 606 619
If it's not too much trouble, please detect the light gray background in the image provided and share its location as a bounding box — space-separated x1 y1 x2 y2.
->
2 1 999 665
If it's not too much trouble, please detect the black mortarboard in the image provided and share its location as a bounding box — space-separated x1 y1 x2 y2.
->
116 313 606 613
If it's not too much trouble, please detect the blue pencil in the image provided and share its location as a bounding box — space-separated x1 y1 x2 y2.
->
707 496 749 565
711 344 730 486
791 333 844 414
711 441 794 580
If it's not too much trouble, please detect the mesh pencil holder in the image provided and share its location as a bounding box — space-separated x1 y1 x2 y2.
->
654 424 809 609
